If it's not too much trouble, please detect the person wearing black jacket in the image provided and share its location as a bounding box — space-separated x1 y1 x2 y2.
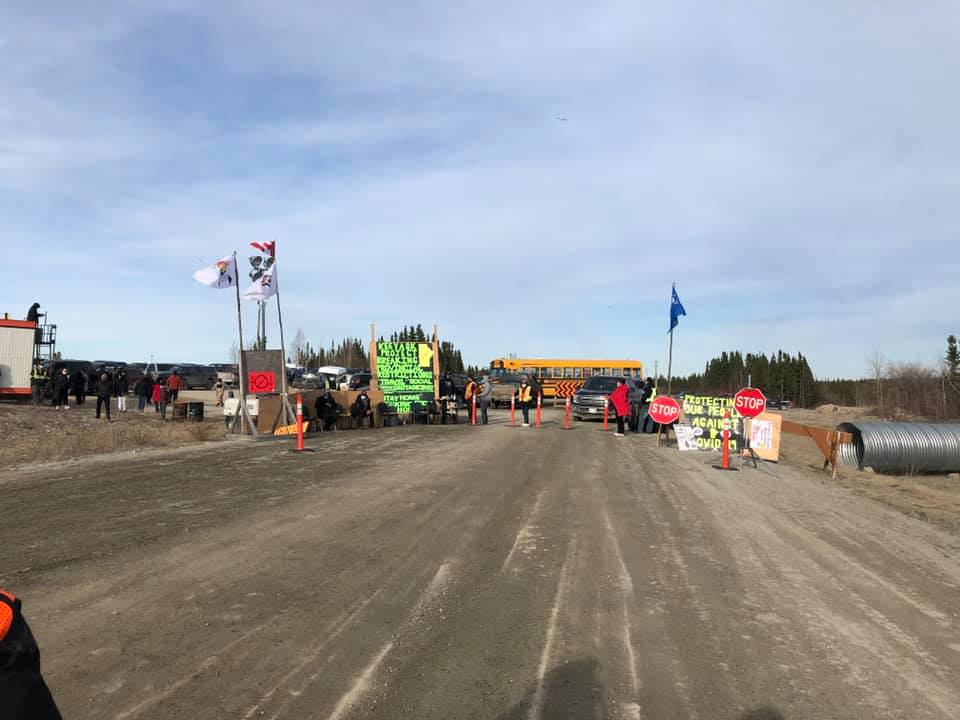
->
52 368 70 409
439 372 457 425
70 369 86 405
315 391 342 432
0 590 63 720
135 374 154 413
638 377 655 433
113 369 129 413
95 371 113 420
351 390 374 429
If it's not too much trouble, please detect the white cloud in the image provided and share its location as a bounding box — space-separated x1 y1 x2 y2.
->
4 1 960 376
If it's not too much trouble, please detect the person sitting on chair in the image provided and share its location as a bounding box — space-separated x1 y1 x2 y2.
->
315 390 342 431
350 390 374 429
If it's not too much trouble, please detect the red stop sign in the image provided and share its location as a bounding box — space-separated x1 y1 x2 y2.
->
734 387 767 418
648 396 681 425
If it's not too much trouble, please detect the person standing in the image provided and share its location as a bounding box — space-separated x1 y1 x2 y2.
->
52 368 70 410
94 371 112 421
152 380 169 419
314 390 342 431
463 375 479 423
136 373 154 413
70 369 86 406
478 375 493 425
113 368 129 413
214 379 225 407
518 378 533 427
166 370 182 403
0 589 64 719
638 377 655 433
439 372 457 425
30 363 47 406
609 377 630 437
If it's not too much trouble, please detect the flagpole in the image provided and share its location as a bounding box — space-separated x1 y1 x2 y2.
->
233 251 250 434
666 328 674 395
273 242 294 424
659 283 677 448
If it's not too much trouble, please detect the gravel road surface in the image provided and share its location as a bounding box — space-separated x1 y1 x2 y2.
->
3 409 960 719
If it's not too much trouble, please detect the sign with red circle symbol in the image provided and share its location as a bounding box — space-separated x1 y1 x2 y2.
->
648 396 681 425
733 387 767 418
248 371 277 393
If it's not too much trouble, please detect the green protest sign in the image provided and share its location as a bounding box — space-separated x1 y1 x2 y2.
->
376 342 435 413
681 394 746 452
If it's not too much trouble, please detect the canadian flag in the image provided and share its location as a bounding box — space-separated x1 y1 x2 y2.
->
250 240 276 257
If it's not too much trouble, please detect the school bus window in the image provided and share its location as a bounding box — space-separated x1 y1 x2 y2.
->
574 367 582 379
581 368 590 378
539 368 547 378
564 367 573 379
593 368 601 377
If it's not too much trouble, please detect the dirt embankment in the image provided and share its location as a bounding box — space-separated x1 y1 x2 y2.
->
771 406 960 534
0 404 227 469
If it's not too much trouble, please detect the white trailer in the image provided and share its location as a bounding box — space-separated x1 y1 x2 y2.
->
0 319 36 399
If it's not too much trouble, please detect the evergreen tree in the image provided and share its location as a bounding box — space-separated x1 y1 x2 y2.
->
946 335 960 381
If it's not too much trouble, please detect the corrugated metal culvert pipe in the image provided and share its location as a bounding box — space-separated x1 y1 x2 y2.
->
836 422 960 474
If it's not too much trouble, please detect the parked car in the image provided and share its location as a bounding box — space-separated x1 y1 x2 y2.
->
287 366 306 385
210 363 238 386
572 376 645 429
337 369 367 390
347 372 372 391
300 368 337 389
159 364 218 390
91 360 128 374
764 395 784 410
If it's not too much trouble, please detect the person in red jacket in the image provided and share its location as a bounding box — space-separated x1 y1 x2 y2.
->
609 377 630 437
0 590 62 719
166 370 183 403
152 380 169 419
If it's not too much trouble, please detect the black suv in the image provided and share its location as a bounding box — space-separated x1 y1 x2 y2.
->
572 376 645 429
161 364 218 390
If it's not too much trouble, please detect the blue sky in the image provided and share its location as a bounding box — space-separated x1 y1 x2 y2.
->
5 1 959 378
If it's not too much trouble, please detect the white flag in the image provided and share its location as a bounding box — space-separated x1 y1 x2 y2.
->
193 255 238 289
243 262 278 301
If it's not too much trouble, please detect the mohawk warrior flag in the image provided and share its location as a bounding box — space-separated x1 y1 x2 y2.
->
193 255 238 289
250 240 276 257
243 262 278 302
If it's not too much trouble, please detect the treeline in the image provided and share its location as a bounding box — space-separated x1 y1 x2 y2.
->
819 335 960 420
669 335 960 419
290 324 479 375
671 350 818 407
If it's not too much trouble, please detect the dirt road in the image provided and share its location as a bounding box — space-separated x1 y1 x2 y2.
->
3 409 960 719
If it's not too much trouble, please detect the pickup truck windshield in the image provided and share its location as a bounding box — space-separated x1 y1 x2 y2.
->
582 377 622 392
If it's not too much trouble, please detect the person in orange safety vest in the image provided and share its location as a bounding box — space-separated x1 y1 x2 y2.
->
0 590 62 719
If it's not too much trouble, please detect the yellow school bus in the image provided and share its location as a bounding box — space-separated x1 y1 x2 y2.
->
489 358 645 398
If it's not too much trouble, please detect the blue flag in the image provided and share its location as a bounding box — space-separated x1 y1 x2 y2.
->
669 284 686 332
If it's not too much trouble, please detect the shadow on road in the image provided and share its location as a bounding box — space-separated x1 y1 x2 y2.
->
494 657 785 720
496 658 605 720
739 707 785 720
